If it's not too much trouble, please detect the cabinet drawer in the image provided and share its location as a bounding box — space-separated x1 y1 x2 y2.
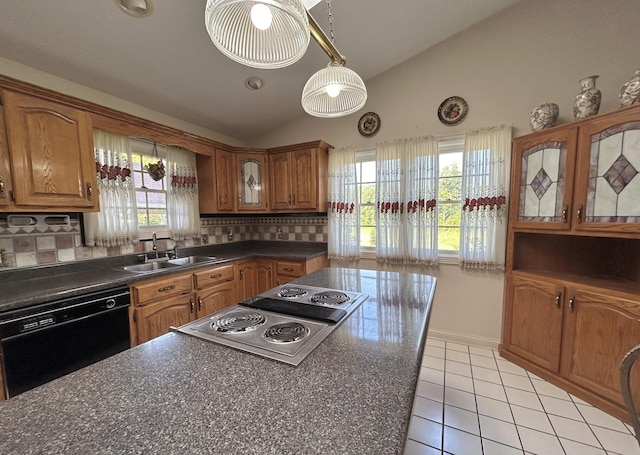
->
132 273 193 305
193 263 235 290
276 261 305 277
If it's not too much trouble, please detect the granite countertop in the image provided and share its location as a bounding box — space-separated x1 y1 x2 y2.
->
0 267 436 455
0 241 328 312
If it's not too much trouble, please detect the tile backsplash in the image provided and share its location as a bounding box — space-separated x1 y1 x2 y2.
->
0 214 328 269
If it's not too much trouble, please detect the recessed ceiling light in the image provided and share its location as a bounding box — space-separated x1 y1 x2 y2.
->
114 0 153 18
244 77 265 91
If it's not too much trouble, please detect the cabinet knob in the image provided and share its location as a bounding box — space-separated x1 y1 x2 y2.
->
555 293 562 308
190 298 194 313
561 206 568 223
86 182 93 201
284 267 294 272
576 205 583 224
198 296 202 311
0 175 4 198
569 296 575 312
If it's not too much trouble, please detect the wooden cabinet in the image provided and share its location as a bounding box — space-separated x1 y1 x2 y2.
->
236 259 257 301
501 104 640 423
275 256 330 286
0 108 13 210
268 141 330 212
1 89 98 212
237 152 268 212
255 259 275 294
194 262 236 316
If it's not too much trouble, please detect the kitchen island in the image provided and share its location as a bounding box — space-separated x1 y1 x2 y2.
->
0 267 435 455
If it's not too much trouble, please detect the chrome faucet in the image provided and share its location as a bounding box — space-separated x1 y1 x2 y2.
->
152 232 158 258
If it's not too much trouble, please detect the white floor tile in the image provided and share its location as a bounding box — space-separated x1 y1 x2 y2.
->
510 404 554 434
474 378 508 402
404 439 442 455
476 396 514 423
446 349 470 364
407 416 443 450
419 366 444 386
589 424 640 455
445 342 469 353
469 345 495 358
445 360 472 378
548 414 601 447
500 372 535 393
576 403 630 433
479 414 522 449
538 395 582 420
444 404 480 435
504 387 544 412
425 346 445 359
470 353 499 370
559 437 607 455
443 426 482 455
495 358 528 376
422 355 445 370
530 378 571 400
518 426 565 455
444 387 477 413
416 380 444 402
412 396 444 424
482 438 525 455
472 365 502 384
426 338 446 348
445 372 474 393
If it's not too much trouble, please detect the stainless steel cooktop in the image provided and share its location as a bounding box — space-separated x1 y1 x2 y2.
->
173 284 368 366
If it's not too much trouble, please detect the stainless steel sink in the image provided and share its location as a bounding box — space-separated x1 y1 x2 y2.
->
123 261 180 273
167 256 217 265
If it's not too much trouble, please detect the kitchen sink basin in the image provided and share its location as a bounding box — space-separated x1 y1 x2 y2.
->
167 256 217 265
122 261 180 273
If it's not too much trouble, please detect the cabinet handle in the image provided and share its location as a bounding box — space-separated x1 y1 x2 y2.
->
198 297 202 311
555 292 562 308
561 206 568 223
0 175 5 198
569 296 575 312
239 270 243 280
284 267 294 272
238 194 242 203
190 298 194 313
576 205 583 223
158 284 176 292
210 273 222 279
86 182 93 201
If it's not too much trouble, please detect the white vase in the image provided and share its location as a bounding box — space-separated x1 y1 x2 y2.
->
529 103 559 132
573 75 601 120
619 69 640 107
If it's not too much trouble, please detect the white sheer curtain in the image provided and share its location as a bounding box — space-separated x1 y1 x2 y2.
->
83 130 138 247
376 137 439 264
327 146 360 261
460 125 512 269
166 146 200 241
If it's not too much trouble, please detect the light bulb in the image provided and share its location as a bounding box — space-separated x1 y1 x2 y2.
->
250 3 273 30
326 84 341 98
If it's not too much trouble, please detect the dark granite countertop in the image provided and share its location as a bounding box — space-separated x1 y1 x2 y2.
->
0 267 435 455
0 241 328 312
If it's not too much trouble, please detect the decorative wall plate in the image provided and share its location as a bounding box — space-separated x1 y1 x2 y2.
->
437 96 468 125
358 112 381 137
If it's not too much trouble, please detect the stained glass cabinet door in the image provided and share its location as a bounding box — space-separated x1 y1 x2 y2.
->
573 107 640 235
509 126 578 230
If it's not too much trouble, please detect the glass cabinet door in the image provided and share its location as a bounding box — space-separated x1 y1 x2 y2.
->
237 153 268 211
510 127 578 230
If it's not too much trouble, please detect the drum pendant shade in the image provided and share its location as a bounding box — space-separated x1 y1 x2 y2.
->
301 63 367 118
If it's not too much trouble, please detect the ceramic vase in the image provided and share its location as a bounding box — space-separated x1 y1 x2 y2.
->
619 69 640 107
529 103 559 132
573 75 601 120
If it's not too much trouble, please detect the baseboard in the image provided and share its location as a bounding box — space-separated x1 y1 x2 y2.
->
427 328 500 350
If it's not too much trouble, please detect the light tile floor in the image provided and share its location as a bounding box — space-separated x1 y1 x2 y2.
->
404 337 640 455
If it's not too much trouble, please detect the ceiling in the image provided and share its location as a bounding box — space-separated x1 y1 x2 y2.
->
0 0 520 142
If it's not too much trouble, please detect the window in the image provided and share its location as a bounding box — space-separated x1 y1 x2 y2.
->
129 139 170 239
354 138 464 257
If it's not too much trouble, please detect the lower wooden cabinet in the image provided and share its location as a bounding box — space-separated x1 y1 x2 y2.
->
196 281 236 316
236 259 257 301
132 292 195 345
255 259 275 294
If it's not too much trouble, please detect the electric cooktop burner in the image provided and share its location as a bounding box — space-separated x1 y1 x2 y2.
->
263 322 309 343
309 290 350 306
213 311 266 333
277 287 308 298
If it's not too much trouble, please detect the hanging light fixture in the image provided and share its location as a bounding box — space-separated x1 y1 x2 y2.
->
204 0 310 69
301 1 367 117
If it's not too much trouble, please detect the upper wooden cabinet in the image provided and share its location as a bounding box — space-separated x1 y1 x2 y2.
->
510 104 640 236
269 140 330 212
237 152 268 212
1 89 98 212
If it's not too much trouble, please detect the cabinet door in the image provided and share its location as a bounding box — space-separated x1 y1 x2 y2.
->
560 287 640 408
193 263 235 290
275 260 305 285
504 273 564 373
573 106 640 235
133 292 195 345
0 108 14 210
2 90 98 210
131 273 193 305
215 148 236 212
291 148 317 209
255 259 275 294
196 281 236 317
236 260 256 300
237 153 268 211
509 127 578 230
270 151 292 210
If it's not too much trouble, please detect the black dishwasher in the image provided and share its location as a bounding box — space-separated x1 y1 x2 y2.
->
0 286 131 398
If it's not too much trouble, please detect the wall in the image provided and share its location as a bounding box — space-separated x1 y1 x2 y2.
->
0 215 328 269
251 0 640 346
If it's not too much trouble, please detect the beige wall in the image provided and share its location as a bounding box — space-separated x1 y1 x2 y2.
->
255 0 640 346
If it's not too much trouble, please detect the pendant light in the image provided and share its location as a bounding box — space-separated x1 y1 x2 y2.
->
301 0 367 117
204 0 310 69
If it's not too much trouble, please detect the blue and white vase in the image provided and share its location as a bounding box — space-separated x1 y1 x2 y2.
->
573 75 601 120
